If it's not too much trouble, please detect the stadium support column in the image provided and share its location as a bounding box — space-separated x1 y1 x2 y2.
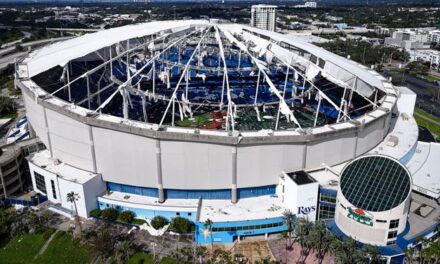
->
43 108 53 158
231 146 238 203
156 140 165 203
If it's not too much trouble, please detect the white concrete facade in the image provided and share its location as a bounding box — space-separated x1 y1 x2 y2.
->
334 156 412 246
276 171 319 221
28 150 106 218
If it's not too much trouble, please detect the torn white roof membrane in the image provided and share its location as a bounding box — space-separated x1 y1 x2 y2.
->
220 24 385 93
21 20 209 78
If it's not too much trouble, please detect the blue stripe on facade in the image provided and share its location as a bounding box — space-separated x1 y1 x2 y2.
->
319 201 336 208
319 188 337 196
107 182 276 200
107 182 158 197
195 217 287 244
97 201 196 221
165 189 231 199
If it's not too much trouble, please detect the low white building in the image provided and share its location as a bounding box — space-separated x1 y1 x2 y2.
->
29 150 106 218
385 29 431 50
408 49 440 67
294 2 317 8
428 30 440 43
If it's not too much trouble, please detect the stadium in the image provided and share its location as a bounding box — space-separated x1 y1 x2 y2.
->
15 20 439 263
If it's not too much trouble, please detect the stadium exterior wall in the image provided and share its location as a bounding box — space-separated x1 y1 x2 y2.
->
19 80 392 193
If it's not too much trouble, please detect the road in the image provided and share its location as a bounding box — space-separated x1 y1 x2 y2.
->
383 71 440 117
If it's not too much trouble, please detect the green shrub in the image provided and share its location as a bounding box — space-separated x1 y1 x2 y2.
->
169 217 193 234
132 219 147 226
118 210 135 223
150 216 169 230
100 208 119 221
89 208 101 218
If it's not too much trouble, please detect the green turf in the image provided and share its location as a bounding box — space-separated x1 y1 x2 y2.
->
175 113 212 127
415 108 440 123
0 233 48 264
127 252 154 264
34 231 94 264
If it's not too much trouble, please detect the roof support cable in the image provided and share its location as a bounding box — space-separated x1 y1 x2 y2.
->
214 26 235 131
159 27 211 127
220 27 302 129
94 29 202 114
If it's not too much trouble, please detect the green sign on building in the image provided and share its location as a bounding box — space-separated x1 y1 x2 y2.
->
347 207 373 227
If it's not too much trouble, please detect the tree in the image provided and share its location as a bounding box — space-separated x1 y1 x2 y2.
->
0 96 15 117
195 246 208 264
118 210 135 223
281 231 289 264
66 191 82 234
363 245 381 264
115 240 136 263
204 218 214 250
169 216 192 234
92 229 115 259
295 217 313 263
333 237 366 264
151 215 169 229
309 220 335 264
282 210 295 249
100 208 119 221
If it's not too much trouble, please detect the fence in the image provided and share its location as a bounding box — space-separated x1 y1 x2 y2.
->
2 194 47 207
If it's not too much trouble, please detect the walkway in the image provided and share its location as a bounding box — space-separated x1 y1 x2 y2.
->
35 230 59 258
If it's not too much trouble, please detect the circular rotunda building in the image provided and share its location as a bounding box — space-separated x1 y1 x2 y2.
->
335 155 412 246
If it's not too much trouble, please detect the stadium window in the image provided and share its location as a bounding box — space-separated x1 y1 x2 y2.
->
387 240 396 245
388 231 398 239
176 212 180 216
320 194 336 203
188 212 192 216
376 219 387 223
318 204 335 220
50 180 57 199
390 219 399 229
34 172 46 194
340 203 346 209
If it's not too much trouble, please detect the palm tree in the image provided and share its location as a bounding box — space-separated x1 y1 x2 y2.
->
296 217 313 263
363 245 381 264
309 220 334 264
66 191 82 234
204 218 214 250
281 231 289 263
282 210 294 249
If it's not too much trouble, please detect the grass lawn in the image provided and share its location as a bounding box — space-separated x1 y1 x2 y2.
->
426 75 440 82
127 252 154 264
415 108 440 123
0 233 49 264
34 231 94 264
414 116 440 138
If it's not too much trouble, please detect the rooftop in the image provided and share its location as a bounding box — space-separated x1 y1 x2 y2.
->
199 195 284 223
29 150 98 184
406 142 440 199
286 170 316 185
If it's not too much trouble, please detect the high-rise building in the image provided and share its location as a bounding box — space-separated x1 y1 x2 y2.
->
251 4 277 32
